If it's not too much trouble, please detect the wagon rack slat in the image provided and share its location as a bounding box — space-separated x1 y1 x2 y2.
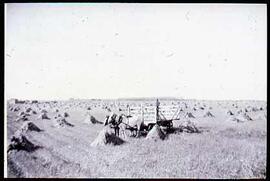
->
123 99 182 134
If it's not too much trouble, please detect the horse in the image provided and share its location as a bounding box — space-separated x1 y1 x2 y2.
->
104 112 147 138
120 114 147 137
104 112 127 138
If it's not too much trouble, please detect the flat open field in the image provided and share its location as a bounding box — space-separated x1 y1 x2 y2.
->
6 99 267 178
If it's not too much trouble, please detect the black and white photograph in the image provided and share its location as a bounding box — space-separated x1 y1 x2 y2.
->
4 3 267 178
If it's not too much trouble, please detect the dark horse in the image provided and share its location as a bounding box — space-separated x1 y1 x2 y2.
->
104 113 124 137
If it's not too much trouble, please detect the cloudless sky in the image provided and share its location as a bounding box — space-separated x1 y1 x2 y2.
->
5 3 267 100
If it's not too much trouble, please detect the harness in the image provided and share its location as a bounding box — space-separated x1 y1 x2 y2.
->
109 114 122 128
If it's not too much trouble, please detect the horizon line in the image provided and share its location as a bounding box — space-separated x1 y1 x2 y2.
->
6 96 267 102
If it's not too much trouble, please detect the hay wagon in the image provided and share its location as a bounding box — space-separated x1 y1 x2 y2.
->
124 99 182 136
155 99 181 130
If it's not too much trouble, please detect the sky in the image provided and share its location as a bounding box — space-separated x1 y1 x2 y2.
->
5 3 267 100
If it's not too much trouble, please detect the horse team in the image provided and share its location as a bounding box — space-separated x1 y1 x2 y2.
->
104 112 148 138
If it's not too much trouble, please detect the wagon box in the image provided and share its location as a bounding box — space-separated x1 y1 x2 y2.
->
126 99 182 131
